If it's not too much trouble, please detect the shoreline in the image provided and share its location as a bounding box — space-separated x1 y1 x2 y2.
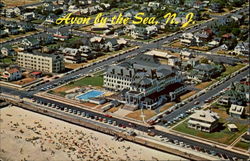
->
0 105 187 161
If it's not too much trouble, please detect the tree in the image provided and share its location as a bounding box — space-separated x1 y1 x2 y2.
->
54 9 63 15
230 0 244 7
232 28 240 36
211 0 226 7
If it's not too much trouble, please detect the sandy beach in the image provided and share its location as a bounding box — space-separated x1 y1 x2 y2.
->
0 105 187 161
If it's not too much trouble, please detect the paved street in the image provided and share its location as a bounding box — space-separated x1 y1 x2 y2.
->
1 66 249 160
158 67 249 124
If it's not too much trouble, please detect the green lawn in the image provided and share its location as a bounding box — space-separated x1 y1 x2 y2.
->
235 141 250 150
67 75 103 87
173 121 248 145
0 57 15 64
31 19 44 24
221 64 246 77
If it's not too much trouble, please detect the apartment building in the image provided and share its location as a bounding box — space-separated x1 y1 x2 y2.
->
104 54 186 110
17 52 64 73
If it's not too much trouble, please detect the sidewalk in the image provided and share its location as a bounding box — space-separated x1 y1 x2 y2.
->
36 92 148 127
168 129 249 157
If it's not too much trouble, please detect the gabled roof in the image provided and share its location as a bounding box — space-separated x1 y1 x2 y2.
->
106 38 118 46
189 110 219 123
194 64 216 72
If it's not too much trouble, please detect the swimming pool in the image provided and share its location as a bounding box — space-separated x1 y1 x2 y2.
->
76 90 104 100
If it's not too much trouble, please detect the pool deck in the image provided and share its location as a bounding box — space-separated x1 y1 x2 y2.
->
75 90 105 101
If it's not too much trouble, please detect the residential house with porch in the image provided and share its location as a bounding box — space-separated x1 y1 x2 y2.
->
61 47 85 63
20 37 40 50
187 110 220 133
1 68 22 81
0 45 15 56
189 63 220 82
234 42 249 55
218 82 249 106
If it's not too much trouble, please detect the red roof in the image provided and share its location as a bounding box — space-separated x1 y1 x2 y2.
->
31 71 42 75
1 75 9 78
204 28 212 35
240 81 250 86
222 33 232 38
7 68 19 74
53 34 68 39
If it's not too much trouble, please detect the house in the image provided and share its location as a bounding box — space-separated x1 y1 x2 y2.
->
91 23 112 31
30 71 42 78
78 45 94 59
114 29 125 37
227 124 238 132
131 27 150 40
0 46 15 56
181 33 194 40
18 22 35 32
234 42 249 55
218 83 249 106
62 47 85 63
184 0 197 7
13 6 24 16
187 110 220 132
148 2 160 9
88 6 98 15
123 25 136 33
101 3 110 9
20 37 40 49
145 25 158 36
163 0 181 5
37 34 54 45
53 30 70 41
43 2 54 12
144 50 180 66
0 30 8 38
180 51 193 59
220 44 229 50
6 27 19 35
208 38 221 48
229 104 245 118
208 40 220 48
222 33 234 40
22 12 35 21
45 14 58 24
1 68 22 81
104 38 119 51
117 38 128 47
187 58 199 67
231 14 244 22
5 8 16 18
90 37 105 51
68 5 79 12
180 33 202 46
190 64 219 82
209 2 223 13
195 28 213 41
